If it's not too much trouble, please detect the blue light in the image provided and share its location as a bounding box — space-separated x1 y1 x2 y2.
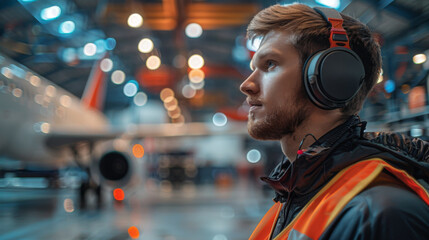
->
384 80 395 93
41 6 61 21
105 38 116 50
94 39 106 54
316 0 340 9
62 48 76 62
123 80 139 97
59 21 75 34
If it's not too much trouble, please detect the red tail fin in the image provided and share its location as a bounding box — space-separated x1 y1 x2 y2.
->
81 54 108 111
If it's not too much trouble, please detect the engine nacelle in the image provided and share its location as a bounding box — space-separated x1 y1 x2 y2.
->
91 139 142 188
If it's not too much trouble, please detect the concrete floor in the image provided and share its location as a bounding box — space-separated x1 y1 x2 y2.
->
0 182 274 240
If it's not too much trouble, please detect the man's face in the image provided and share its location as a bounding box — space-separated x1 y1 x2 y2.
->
240 30 311 140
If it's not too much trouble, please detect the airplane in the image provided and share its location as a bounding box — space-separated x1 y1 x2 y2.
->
0 51 248 207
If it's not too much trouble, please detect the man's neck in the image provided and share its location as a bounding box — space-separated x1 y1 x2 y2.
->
280 112 346 162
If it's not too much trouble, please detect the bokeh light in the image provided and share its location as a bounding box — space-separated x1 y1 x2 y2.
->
247 149 261 163
128 226 140 239
111 70 126 85
30 75 41 87
105 38 116 50
113 188 125 201
160 88 174 101
63 198 74 213
188 54 204 69
246 37 262 52
100 58 113 72
132 144 145 158
138 38 154 53
212 112 227 127
45 85 56 97
164 98 178 111
384 79 395 93
127 13 143 28
413 54 427 64
124 81 138 97
83 43 97 56
41 6 61 21
59 20 75 34
40 122 51 134
182 84 196 98
60 95 72 107
188 69 205 83
133 92 148 106
185 23 203 38
12 88 22 98
146 55 161 70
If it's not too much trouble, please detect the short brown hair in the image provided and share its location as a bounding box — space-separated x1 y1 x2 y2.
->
247 3 382 116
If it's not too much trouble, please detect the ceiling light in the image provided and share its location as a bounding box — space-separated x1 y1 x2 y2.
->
188 54 204 69
413 54 427 64
59 21 75 34
128 13 143 28
111 70 126 85
100 58 113 72
41 6 61 21
138 38 154 53
83 43 96 56
185 23 203 38
146 56 161 70
124 81 138 97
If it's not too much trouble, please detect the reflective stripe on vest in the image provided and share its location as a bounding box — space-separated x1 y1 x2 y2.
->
249 158 429 240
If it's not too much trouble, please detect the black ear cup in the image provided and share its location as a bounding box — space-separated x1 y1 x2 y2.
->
303 47 365 110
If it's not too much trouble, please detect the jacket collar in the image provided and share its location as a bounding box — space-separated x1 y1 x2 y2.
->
261 115 364 198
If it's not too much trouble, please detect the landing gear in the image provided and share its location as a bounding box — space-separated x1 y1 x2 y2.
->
79 170 103 209
70 145 103 210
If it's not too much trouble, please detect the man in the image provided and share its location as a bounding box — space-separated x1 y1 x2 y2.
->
240 3 429 240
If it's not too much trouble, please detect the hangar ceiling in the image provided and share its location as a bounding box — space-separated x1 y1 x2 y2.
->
0 0 428 123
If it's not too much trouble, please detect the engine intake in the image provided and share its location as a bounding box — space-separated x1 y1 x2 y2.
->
98 151 130 182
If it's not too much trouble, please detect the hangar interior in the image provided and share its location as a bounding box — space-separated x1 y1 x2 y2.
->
0 0 429 239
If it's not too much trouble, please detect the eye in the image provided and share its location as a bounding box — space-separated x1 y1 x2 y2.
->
265 60 276 70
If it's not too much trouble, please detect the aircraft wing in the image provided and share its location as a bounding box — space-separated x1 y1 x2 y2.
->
124 122 248 138
45 130 121 149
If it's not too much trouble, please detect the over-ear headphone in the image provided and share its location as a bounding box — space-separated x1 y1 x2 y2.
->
303 7 365 110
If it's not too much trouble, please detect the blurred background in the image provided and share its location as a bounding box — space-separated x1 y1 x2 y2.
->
0 0 429 239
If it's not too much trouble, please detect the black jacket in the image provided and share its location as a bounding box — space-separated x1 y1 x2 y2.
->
264 115 429 239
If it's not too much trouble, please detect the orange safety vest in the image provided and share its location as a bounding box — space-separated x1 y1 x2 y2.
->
249 158 429 240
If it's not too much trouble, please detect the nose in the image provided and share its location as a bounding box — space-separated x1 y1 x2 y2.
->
240 72 259 96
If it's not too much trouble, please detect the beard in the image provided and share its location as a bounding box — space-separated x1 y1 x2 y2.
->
248 96 311 140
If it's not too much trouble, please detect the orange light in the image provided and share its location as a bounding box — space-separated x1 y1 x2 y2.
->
113 188 125 201
132 144 145 158
128 226 140 239
160 88 174 101
188 69 205 83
